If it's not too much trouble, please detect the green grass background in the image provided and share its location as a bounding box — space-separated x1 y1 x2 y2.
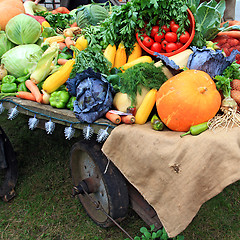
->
0 112 239 240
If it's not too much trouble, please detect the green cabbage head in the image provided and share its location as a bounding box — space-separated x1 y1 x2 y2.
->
0 31 15 58
5 14 41 45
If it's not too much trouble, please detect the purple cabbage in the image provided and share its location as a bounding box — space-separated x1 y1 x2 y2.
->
66 68 114 123
187 46 240 78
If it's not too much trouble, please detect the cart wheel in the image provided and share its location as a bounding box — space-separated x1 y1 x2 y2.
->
0 127 18 202
70 138 129 227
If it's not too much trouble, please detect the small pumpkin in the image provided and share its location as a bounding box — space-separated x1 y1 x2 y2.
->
156 69 221 132
0 0 25 30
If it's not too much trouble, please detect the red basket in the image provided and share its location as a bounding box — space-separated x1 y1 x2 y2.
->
136 8 195 57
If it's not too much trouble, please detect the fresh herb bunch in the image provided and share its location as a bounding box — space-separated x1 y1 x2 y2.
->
36 11 74 31
100 0 189 54
70 46 111 78
115 62 167 105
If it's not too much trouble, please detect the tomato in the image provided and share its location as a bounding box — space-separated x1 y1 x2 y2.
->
150 42 162 53
165 42 178 53
154 32 164 42
161 40 168 50
176 41 183 49
161 25 170 33
164 32 177 43
142 36 154 48
150 26 159 38
179 31 190 44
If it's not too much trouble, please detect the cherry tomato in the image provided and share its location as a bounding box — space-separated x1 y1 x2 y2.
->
161 40 168 50
179 31 190 44
154 32 164 42
176 41 183 49
150 26 159 38
161 25 170 33
142 36 154 48
165 42 178 53
150 42 162 53
165 32 177 43
170 20 180 33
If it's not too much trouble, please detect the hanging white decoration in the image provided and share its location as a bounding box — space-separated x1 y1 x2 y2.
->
64 124 75 140
8 106 19 120
83 124 94 140
97 126 109 143
0 103 5 114
28 115 39 130
45 119 55 134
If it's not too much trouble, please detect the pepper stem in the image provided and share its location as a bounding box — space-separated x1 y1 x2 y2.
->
180 131 191 138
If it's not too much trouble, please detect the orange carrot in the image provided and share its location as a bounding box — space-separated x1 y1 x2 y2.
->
58 42 67 51
16 91 36 101
217 30 240 39
121 115 135 124
105 111 121 124
220 21 240 27
65 37 75 49
25 80 43 103
57 58 68 65
70 22 78 28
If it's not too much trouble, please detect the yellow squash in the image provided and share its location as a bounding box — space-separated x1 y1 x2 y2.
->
42 59 75 94
127 42 142 63
121 56 153 72
114 42 127 69
103 44 116 68
135 88 157 125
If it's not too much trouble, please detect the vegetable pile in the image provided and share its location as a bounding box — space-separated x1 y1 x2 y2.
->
0 0 239 136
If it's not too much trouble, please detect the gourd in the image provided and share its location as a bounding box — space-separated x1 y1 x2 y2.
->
114 42 127 69
104 44 116 68
0 0 25 30
135 88 157 124
156 69 221 132
127 42 142 63
121 56 153 72
42 59 75 94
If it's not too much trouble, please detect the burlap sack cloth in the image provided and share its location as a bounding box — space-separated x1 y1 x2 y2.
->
102 123 240 237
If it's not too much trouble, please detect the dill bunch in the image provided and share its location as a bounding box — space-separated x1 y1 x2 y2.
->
117 62 167 105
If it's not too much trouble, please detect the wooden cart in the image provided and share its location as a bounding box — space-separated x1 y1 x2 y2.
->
0 97 162 235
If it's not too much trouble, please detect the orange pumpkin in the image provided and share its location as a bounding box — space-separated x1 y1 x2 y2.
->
156 69 221 132
0 0 25 30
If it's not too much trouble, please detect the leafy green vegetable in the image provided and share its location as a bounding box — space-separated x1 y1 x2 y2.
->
0 31 15 58
70 46 111 78
113 62 167 106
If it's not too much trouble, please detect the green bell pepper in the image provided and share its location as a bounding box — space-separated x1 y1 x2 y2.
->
16 74 30 84
17 82 28 92
49 90 70 109
58 52 73 60
67 96 76 111
1 83 18 93
2 75 16 84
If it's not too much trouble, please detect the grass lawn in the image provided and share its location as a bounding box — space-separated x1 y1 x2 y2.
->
0 112 239 240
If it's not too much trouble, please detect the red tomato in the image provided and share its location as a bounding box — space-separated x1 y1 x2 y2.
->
161 25 170 33
179 31 190 44
154 32 165 42
176 41 183 49
151 42 162 52
150 26 159 38
142 36 154 48
165 42 178 53
165 32 177 43
161 40 168 50
170 23 180 33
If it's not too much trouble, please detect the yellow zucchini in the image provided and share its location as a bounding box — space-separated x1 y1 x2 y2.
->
103 44 117 68
127 42 142 63
42 59 75 94
121 56 153 72
135 88 157 125
114 42 127 69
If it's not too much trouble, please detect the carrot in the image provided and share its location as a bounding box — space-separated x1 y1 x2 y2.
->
25 80 43 103
121 115 135 124
65 37 75 49
220 21 240 27
57 58 68 65
16 91 36 101
217 30 240 39
105 111 121 124
70 22 78 28
58 42 67 51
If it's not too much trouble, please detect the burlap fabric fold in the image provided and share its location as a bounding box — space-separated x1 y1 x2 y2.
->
102 123 240 237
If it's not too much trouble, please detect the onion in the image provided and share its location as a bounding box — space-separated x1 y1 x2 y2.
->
0 64 7 80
